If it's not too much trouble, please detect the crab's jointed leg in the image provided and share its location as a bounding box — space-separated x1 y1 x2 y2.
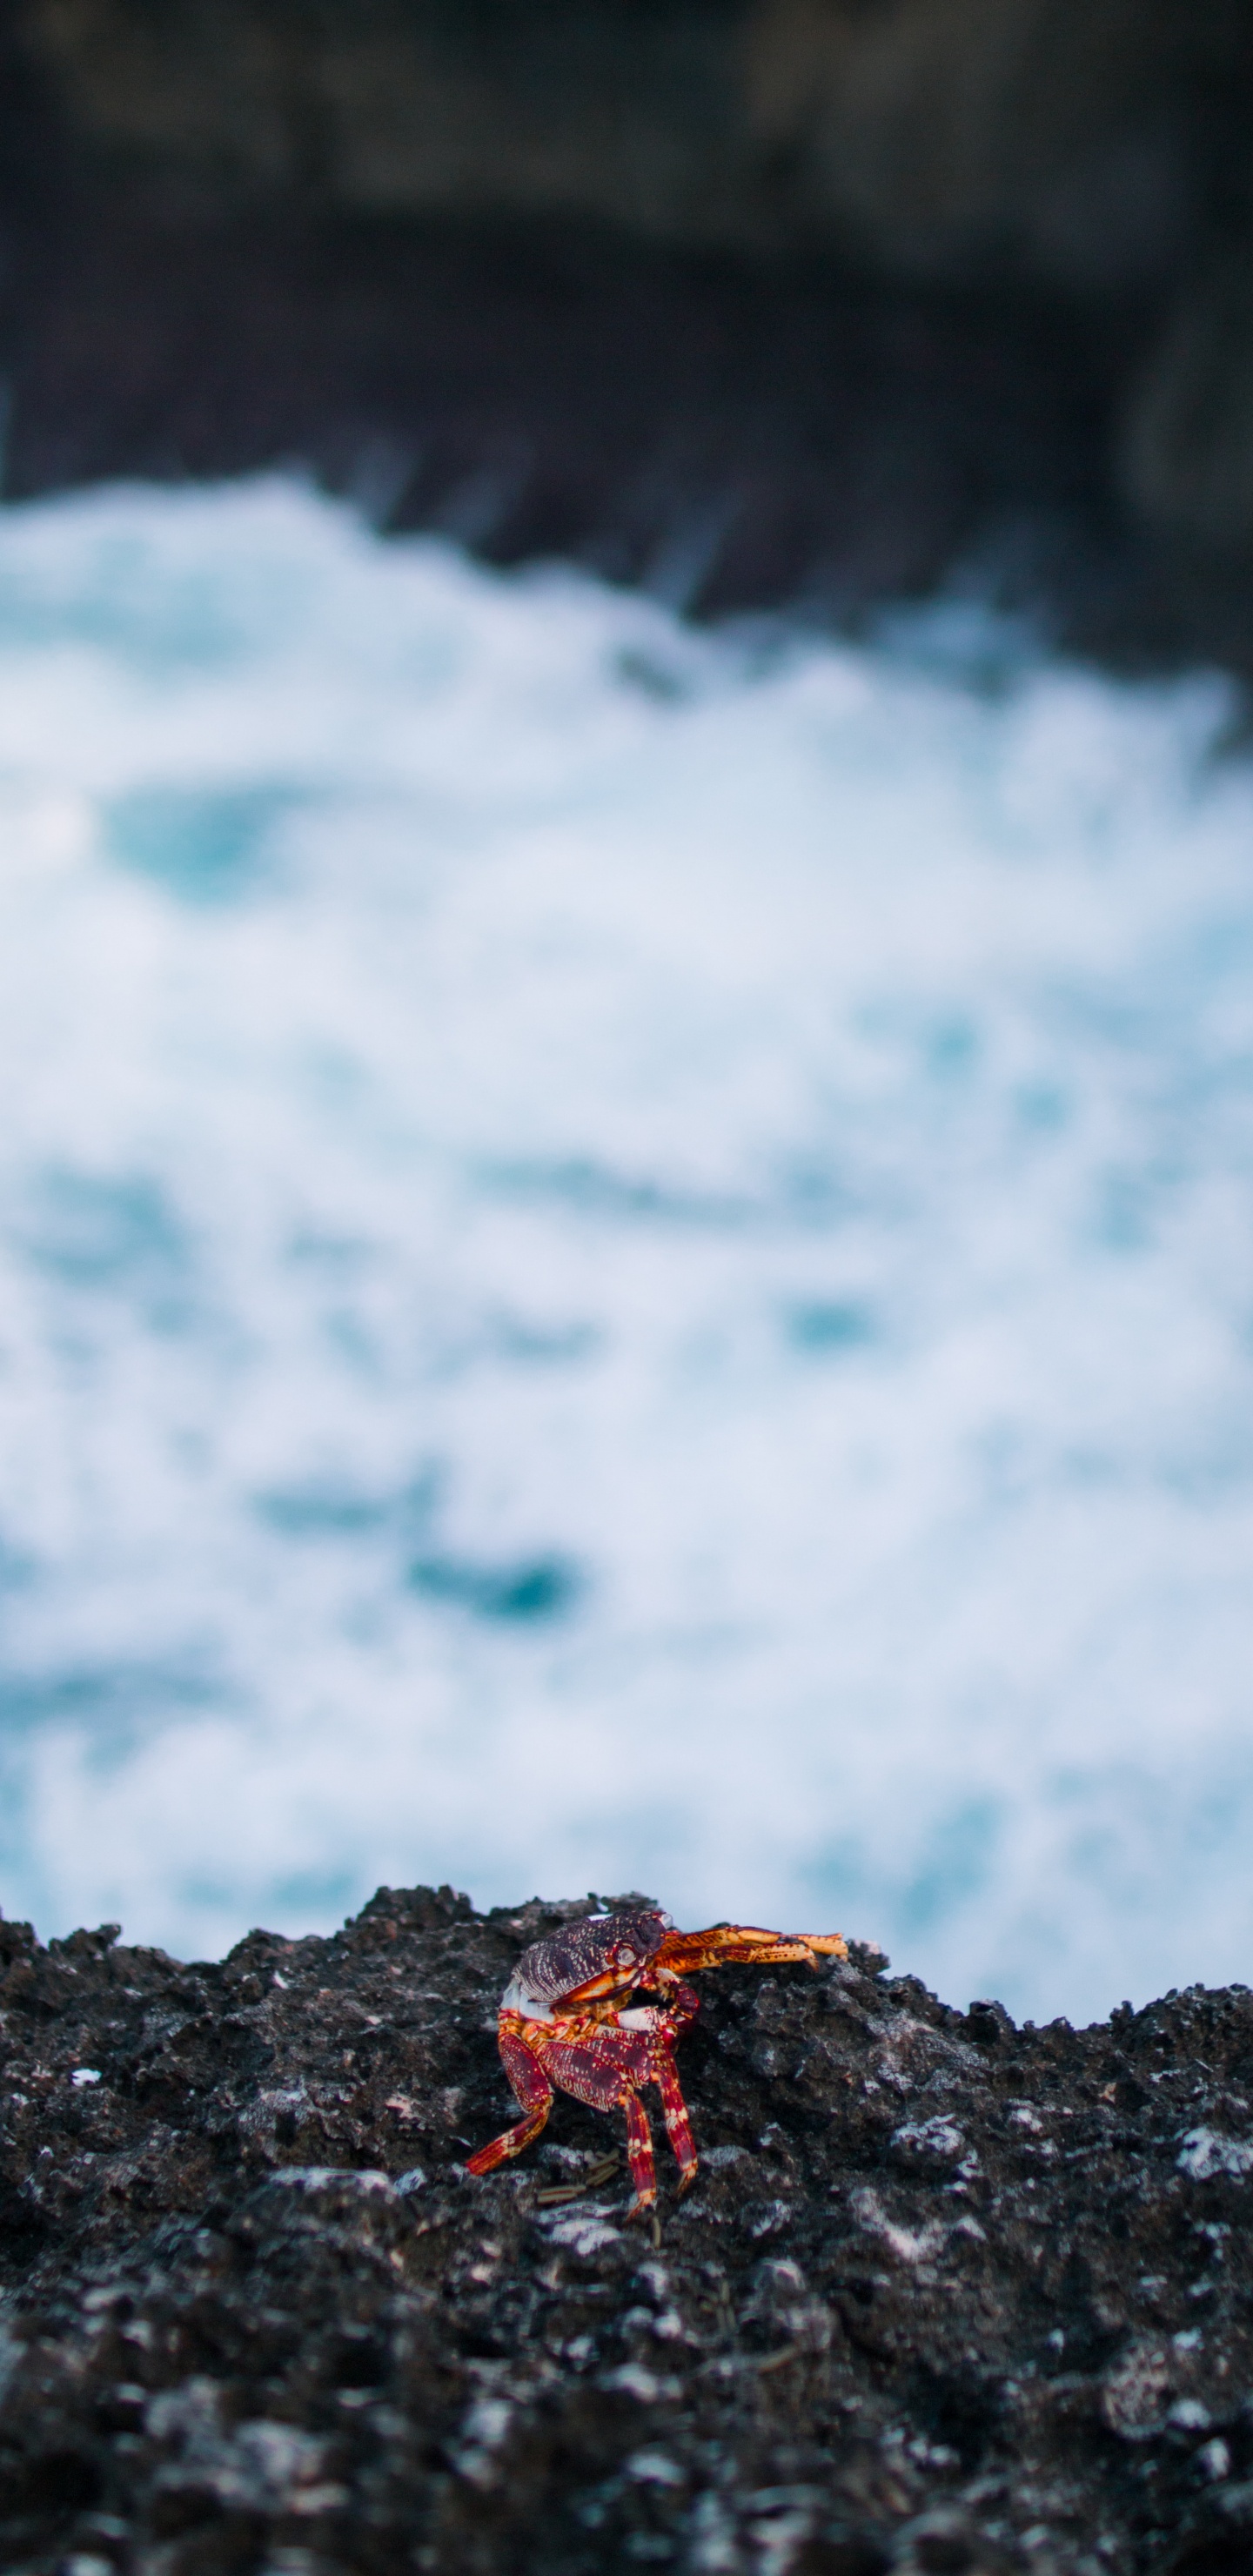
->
465 2026 554 2176
655 2036 698 2189
617 1990 700 2190
621 2089 659 2208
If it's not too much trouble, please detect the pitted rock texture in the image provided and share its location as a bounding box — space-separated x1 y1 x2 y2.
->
2 1887 1253 2576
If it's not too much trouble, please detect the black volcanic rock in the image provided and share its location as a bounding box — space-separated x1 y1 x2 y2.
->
2 1887 1253 2573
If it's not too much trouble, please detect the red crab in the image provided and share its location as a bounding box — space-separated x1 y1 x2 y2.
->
466 1906 848 2210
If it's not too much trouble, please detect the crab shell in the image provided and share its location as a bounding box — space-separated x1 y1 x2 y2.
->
501 1907 673 2021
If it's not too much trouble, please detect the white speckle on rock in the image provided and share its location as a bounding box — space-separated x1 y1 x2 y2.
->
689 2491 739 2573
891 2116 964 2161
853 2188 945 2265
452 2395 514 2489
626 2447 685 2485
746 2201 793 2238
464 2396 513 2448
601 2363 681 2403
538 2210 621 2257
1176 2129 1253 2180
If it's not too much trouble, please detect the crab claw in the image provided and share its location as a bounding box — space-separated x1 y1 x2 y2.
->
651 1923 848 1977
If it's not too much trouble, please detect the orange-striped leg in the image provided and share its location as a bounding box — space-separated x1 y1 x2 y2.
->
466 2029 553 2176
620 2085 659 2209
654 2037 698 2190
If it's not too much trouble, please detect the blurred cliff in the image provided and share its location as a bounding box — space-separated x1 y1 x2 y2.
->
4 0 1253 661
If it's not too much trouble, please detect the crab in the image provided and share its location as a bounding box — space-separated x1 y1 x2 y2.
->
466 1906 848 2210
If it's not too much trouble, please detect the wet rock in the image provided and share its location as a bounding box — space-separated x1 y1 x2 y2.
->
3 1888 1253 2572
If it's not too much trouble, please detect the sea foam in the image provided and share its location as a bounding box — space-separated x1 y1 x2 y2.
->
1 476 1251 2023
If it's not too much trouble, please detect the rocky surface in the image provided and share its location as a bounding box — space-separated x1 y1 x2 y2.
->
3 1887 1253 2574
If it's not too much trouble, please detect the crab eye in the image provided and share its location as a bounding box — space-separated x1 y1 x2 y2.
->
614 1944 638 1968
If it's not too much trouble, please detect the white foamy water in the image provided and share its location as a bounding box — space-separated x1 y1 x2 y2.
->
1 477 1252 2024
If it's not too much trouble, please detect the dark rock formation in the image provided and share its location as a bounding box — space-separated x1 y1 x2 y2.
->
0 185 1134 632
10 0 1243 288
3 3 1253 662
3 1886 1253 2574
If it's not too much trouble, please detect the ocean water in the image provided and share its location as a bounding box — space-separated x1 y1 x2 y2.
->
2 476 1252 2026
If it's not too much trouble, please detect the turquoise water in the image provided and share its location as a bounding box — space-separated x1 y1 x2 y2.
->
2 475 1252 2023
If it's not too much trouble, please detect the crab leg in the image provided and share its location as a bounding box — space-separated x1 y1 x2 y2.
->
465 2028 554 2176
621 2088 659 2207
654 2037 698 2188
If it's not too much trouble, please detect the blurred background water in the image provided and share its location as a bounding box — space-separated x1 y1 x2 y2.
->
2 472 1252 2023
